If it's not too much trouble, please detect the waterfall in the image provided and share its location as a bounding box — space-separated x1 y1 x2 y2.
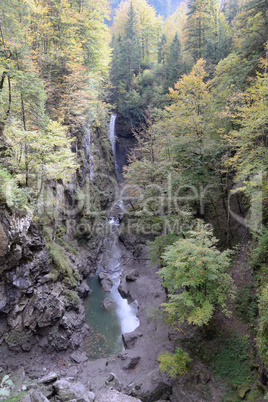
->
109 114 117 155
109 114 119 173
84 127 94 181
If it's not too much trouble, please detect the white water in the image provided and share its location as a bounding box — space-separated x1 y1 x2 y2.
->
84 127 94 181
111 286 139 334
101 215 140 335
109 114 117 156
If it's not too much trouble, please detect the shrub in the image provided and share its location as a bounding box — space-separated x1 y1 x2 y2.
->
158 348 192 378
0 168 27 210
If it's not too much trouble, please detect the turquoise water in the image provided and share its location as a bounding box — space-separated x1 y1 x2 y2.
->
84 276 123 360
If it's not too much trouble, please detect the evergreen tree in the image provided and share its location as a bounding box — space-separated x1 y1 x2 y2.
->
158 33 168 64
186 0 210 61
121 2 141 92
165 33 182 91
110 34 124 103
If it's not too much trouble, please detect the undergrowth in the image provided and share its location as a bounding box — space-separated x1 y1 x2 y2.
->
210 332 254 388
234 285 258 323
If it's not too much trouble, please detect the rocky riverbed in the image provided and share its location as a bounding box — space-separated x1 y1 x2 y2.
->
0 231 177 401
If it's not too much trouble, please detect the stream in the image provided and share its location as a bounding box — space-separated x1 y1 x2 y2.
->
84 115 139 360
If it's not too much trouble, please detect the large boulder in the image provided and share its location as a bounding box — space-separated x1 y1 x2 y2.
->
122 329 143 349
102 298 116 310
21 391 50 402
96 389 142 401
126 269 139 282
77 282 92 298
118 351 141 370
99 272 113 292
125 368 172 402
53 378 95 402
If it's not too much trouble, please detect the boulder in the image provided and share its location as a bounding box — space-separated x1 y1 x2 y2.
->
77 282 92 298
237 385 251 399
126 269 139 281
53 378 95 402
71 351 88 364
125 368 172 401
96 389 142 401
122 330 143 349
119 352 141 370
118 280 131 299
21 391 49 402
99 272 113 292
37 372 58 384
105 373 122 392
102 298 116 310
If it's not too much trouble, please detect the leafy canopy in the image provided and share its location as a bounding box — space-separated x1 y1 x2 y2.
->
159 223 235 326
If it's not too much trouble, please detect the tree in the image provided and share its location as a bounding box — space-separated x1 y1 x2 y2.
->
158 347 192 378
121 2 141 92
166 58 223 205
224 55 268 210
185 0 211 61
157 33 168 64
164 32 182 91
159 223 235 326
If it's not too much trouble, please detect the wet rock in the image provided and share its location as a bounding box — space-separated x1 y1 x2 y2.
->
126 269 139 281
102 298 116 310
118 279 131 299
77 282 92 298
37 372 58 384
99 271 113 292
122 330 143 349
53 378 95 402
71 351 88 364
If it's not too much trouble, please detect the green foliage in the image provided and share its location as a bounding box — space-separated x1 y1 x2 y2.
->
210 332 254 387
158 347 192 378
234 285 258 323
0 168 27 210
252 228 268 270
148 233 179 267
164 33 182 91
159 223 235 326
63 290 80 310
0 374 14 399
256 284 268 364
49 243 73 276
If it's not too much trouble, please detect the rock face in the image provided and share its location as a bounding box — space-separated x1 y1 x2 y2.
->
0 210 87 352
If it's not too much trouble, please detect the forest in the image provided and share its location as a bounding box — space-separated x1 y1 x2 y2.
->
0 0 267 400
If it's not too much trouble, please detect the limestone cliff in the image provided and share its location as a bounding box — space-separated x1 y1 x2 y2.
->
0 120 115 352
